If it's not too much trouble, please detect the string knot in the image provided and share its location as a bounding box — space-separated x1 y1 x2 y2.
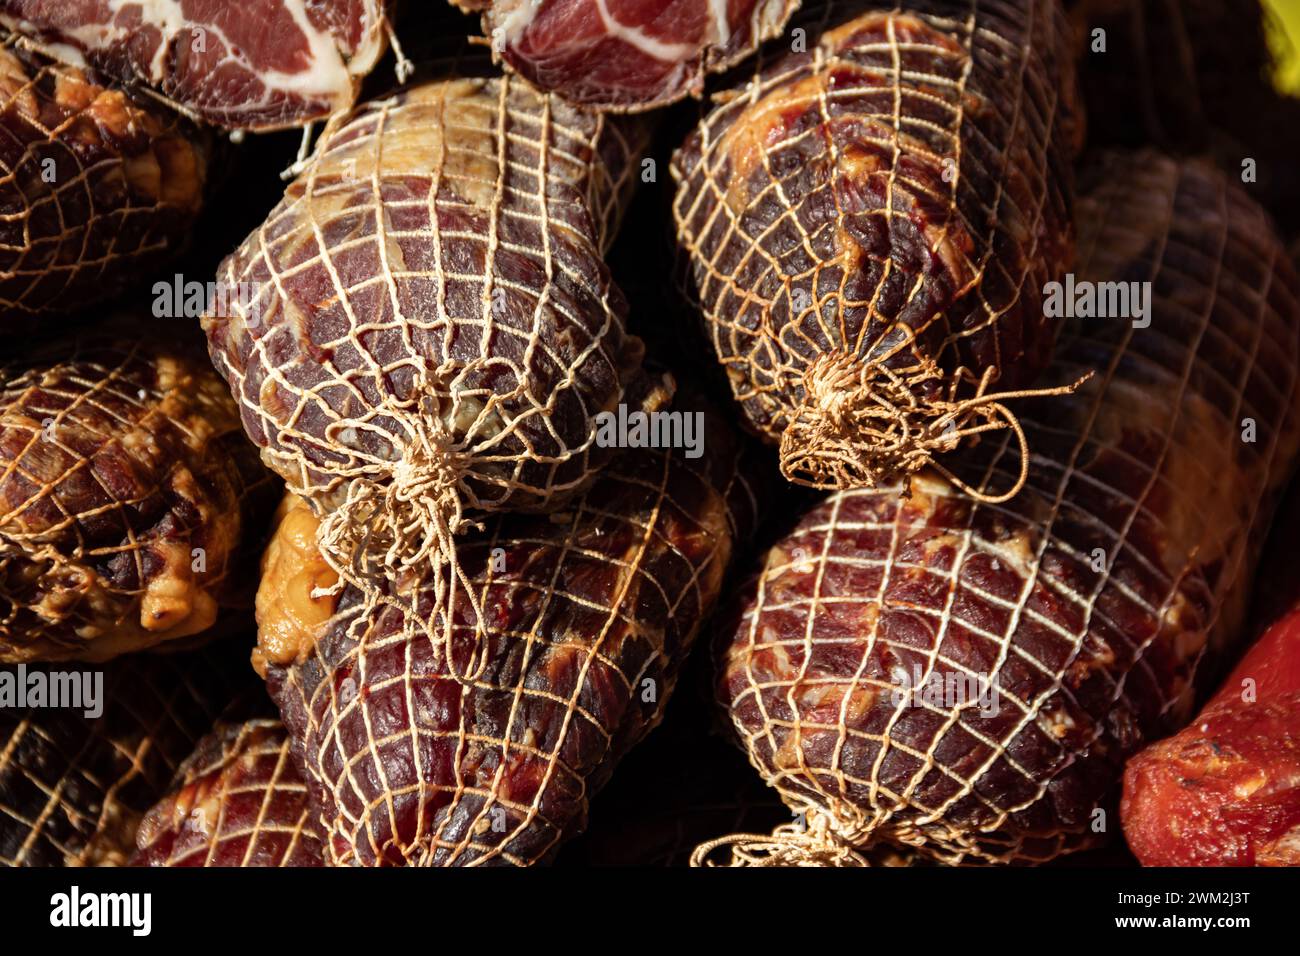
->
779 352 1090 504
691 812 870 867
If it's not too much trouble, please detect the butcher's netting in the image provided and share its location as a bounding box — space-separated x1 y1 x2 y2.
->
0 39 207 323
0 336 275 662
672 0 1079 495
700 152 1300 866
206 72 660 682
265 401 762 865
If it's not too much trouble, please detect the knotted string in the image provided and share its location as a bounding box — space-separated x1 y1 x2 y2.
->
779 352 1091 503
691 813 871 867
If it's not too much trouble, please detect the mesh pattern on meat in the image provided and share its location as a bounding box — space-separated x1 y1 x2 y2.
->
0 0 389 131
264 400 761 865
0 642 254 867
205 71 660 682
0 335 276 662
705 152 1300 865
133 717 323 867
672 0 1079 493
0 41 208 324
459 0 800 111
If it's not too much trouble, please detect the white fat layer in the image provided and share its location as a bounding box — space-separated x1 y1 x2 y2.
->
499 0 543 46
594 0 693 61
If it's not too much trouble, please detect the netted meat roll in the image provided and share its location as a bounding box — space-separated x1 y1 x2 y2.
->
259 397 764 865
699 151 1300 865
133 717 324 867
672 0 1081 496
0 41 208 325
0 642 254 867
0 335 276 663
205 69 663 683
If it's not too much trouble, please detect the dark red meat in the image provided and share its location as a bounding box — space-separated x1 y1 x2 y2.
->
706 151 1300 865
0 0 389 130
133 717 324 867
0 41 208 325
263 396 764 865
459 0 799 110
672 0 1081 492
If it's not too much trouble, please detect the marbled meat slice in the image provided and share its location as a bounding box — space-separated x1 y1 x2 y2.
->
0 0 389 130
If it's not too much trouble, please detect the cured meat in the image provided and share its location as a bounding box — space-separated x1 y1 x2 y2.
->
0 641 253 867
0 40 208 325
672 0 1080 494
457 0 800 110
0 333 277 663
1071 0 1300 234
0 0 389 131
204 70 661 683
260 397 764 865
700 151 1300 865
1122 606 1300 866
133 716 324 867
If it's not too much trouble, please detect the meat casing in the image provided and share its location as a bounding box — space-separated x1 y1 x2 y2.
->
133 717 324 867
204 72 661 680
262 399 764 865
672 0 1079 492
456 0 800 111
706 151 1300 864
0 0 389 131
0 335 275 663
0 42 207 325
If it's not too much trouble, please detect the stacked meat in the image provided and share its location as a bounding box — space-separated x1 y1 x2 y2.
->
3 0 1299 872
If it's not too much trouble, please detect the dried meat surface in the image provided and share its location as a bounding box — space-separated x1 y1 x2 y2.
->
0 334 277 662
0 0 389 131
0 641 254 867
672 0 1080 492
459 0 800 110
133 716 324 867
0 40 208 325
708 151 1300 864
262 397 763 865
205 69 662 680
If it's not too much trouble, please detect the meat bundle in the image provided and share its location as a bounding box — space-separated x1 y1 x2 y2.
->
0 41 209 326
0 641 255 867
673 0 1080 496
699 151 1300 865
204 70 663 683
260 397 764 865
133 716 324 867
0 333 276 662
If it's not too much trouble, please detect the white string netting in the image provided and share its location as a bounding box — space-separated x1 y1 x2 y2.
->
0 38 207 322
207 71 661 686
671 0 1083 499
694 151 1300 866
265 411 758 866
0 645 252 867
0 338 273 662
133 717 323 867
